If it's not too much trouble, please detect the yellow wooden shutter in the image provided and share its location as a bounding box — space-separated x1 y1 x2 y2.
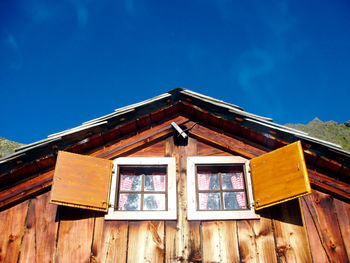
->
50 151 113 212
250 141 311 210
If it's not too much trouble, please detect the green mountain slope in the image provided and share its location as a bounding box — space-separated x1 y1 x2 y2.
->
285 118 350 152
0 137 24 158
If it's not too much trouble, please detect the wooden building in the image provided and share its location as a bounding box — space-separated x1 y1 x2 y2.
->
0 88 349 262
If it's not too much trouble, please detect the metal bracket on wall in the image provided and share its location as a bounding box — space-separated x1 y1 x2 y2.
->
171 122 188 139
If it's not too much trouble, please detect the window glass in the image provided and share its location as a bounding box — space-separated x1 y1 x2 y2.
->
196 165 247 211
117 166 167 211
143 194 165 210
119 193 140 210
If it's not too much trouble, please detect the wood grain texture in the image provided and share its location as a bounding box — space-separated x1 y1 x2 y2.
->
271 199 313 263
165 221 178 262
51 151 112 212
0 169 53 209
18 192 58 263
91 215 128 263
92 116 190 159
251 141 311 210
127 221 164 263
164 136 201 262
0 200 28 263
201 221 240 263
18 200 36 262
128 140 166 157
237 220 258 263
334 198 350 259
54 206 95 263
308 169 350 201
237 209 277 263
188 221 202 262
184 122 266 159
300 196 330 262
253 210 278 263
302 191 349 263
196 141 231 156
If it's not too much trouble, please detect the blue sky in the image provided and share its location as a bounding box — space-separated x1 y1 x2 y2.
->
1 0 350 144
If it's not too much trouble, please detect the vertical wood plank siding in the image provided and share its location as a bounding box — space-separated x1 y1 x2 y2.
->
18 192 57 263
271 200 313 263
0 200 28 262
237 212 278 263
334 199 350 258
91 217 128 262
165 137 201 262
202 221 240 262
127 221 164 262
55 207 95 263
301 190 349 262
0 128 348 262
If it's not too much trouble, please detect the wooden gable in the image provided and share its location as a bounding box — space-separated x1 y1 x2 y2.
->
50 119 311 216
1 115 349 262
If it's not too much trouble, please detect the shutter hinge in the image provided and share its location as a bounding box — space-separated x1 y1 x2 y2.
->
247 164 251 173
249 199 260 209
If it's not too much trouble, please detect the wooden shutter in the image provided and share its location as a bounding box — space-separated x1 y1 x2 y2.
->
250 141 311 210
50 151 113 212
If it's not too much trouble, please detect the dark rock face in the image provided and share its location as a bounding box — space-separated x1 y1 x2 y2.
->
345 120 350 127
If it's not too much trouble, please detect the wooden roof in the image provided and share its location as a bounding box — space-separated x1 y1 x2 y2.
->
0 88 349 209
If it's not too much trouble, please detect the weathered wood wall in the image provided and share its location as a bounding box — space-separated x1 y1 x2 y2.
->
0 128 349 262
301 190 350 262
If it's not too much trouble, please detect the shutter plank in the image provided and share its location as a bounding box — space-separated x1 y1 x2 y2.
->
50 151 112 212
250 141 311 210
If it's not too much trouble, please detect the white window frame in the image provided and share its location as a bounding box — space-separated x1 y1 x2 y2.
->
187 156 260 220
105 157 177 220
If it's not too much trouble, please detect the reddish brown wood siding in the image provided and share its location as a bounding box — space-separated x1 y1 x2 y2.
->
301 190 350 262
0 123 347 262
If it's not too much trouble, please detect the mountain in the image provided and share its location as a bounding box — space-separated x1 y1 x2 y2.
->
0 137 24 158
285 118 350 152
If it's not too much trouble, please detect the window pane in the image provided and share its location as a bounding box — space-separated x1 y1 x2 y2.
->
120 175 141 191
222 172 244 190
118 193 140 210
223 192 246 209
198 173 220 190
199 192 221 210
143 194 165 210
144 175 166 191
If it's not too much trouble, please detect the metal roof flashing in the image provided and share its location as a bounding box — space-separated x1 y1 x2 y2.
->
1 88 349 165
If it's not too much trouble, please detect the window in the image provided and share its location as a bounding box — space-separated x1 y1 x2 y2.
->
50 141 311 221
196 165 247 210
105 157 176 220
187 156 259 220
